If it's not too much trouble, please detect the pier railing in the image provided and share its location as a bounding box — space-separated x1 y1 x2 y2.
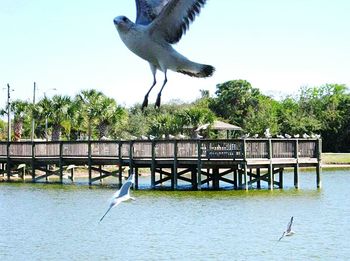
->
0 139 321 161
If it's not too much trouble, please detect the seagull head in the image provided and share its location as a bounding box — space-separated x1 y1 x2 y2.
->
113 16 133 32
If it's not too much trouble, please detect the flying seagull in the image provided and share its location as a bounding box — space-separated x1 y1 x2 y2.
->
278 216 295 241
99 173 135 222
113 0 215 110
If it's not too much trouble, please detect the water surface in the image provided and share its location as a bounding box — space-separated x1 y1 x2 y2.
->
1 170 350 260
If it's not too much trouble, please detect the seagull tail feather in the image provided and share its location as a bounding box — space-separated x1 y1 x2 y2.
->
177 63 215 78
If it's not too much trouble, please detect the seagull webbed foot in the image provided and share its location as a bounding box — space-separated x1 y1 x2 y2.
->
155 93 161 109
141 95 149 111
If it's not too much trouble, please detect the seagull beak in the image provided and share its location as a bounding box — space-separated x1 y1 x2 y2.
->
113 17 119 25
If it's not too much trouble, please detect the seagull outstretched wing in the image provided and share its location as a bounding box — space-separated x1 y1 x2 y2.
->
118 175 135 198
278 216 294 241
135 0 170 25
148 0 208 44
286 216 293 233
99 174 135 222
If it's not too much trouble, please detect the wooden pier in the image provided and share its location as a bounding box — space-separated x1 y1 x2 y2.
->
0 138 322 190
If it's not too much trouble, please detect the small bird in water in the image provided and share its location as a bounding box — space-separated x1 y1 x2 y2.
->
99 173 135 222
279 216 295 241
113 0 215 110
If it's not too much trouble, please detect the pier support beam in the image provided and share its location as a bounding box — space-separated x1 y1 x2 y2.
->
257 168 261 189
268 164 273 190
197 141 202 190
279 168 283 189
213 168 220 190
233 169 238 189
294 163 299 189
135 167 139 190
316 163 322 189
243 163 248 190
151 141 156 189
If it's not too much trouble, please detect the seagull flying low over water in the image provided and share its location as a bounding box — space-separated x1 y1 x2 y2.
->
99 173 135 222
113 0 215 110
279 216 295 241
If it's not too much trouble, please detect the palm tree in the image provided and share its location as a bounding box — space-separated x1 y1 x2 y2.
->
1 100 31 141
38 95 73 141
75 89 104 140
96 96 127 140
76 89 128 140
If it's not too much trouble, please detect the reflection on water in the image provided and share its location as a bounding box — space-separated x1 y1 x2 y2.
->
1 170 350 260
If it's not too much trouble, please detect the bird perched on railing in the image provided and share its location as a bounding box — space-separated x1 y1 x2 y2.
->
264 128 272 138
241 133 250 138
113 0 215 110
176 134 186 139
302 133 310 139
276 134 285 139
311 133 321 139
285 134 292 139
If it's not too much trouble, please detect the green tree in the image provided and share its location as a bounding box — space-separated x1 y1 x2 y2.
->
42 95 74 141
0 100 31 141
210 79 279 135
278 96 321 135
298 84 350 151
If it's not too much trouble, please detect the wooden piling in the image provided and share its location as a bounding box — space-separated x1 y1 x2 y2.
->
151 141 156 189
279 168 283 189
59 142 63 183
197 140 202 190
257 168 261 189
173 140 178 190
316 139 322 188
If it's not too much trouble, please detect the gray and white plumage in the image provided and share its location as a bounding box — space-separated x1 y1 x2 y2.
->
99 173 135 222
278 216 295 241
113 0 215 110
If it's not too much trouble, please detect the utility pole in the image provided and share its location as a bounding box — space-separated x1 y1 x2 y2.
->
7 84 11 142
31 82 36 141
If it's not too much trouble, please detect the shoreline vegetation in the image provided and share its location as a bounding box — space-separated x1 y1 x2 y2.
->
322 153 350 169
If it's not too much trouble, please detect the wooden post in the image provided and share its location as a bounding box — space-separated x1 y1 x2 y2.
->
88 140 92 186
213 168 219 190
257 168 261 189
233 169 238 189
197 140 202 190
173 140 178 190
45 164 49 182
6 142 11 181
99 165 102 184
316 139 322 188
279 168 283 189
31 142 36 182
129 140 134 177
268 139 273 190
151 140 156 189
59 141 63 183
294 139 299 189
118 141 123 187
238 169 242 188
135 167 139 190
191 168 197 190
243 163 248 190
71 167 74 182
242 139 248 190
294 164 299 189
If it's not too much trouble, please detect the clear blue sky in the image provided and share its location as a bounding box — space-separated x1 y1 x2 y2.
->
1 0 349 110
